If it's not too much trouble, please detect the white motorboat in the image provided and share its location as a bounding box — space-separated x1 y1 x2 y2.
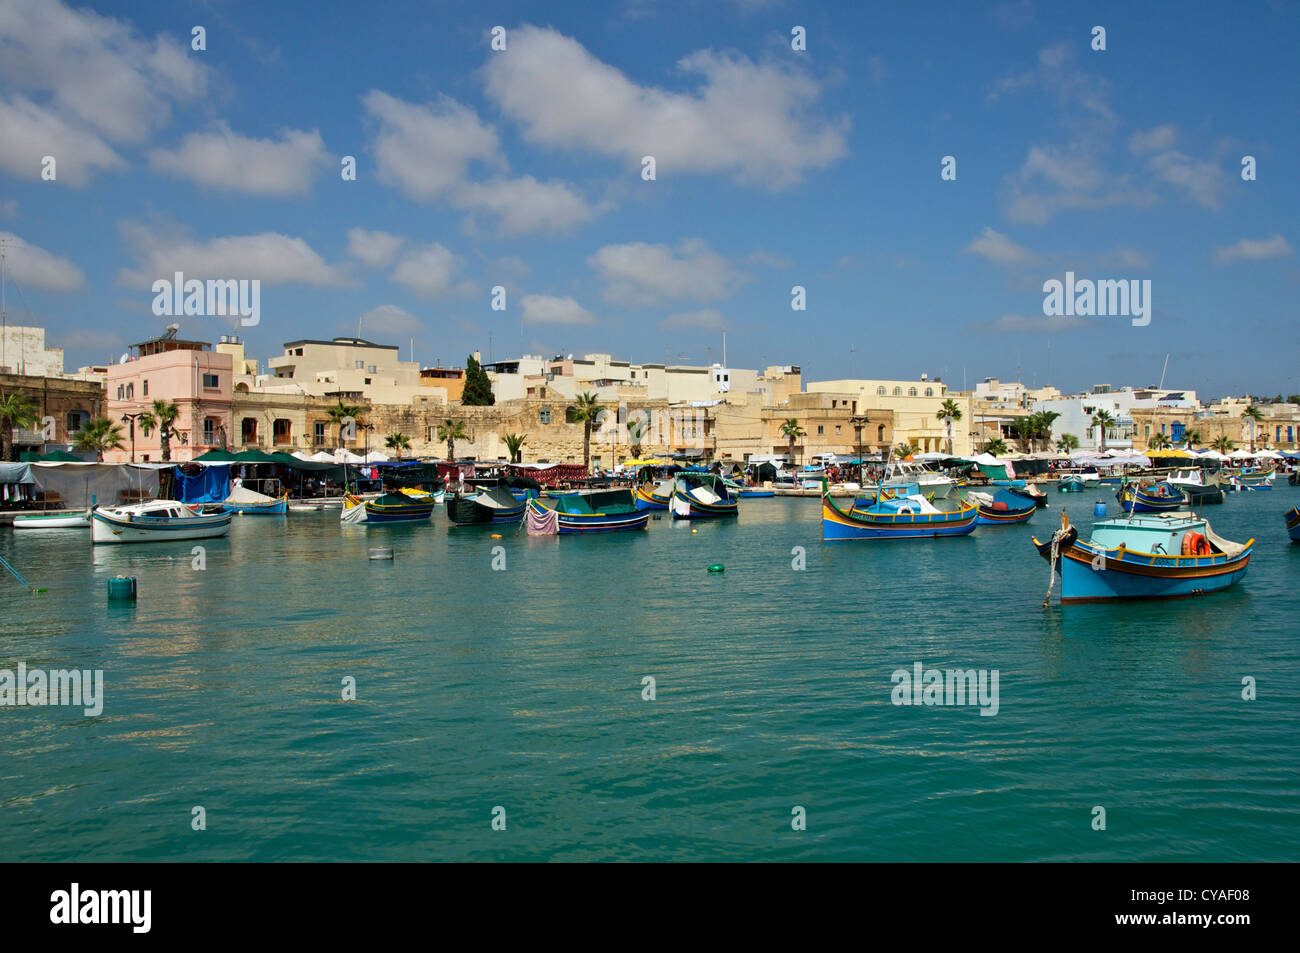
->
12 510 91 529
91 499 233 544
887 461 957 499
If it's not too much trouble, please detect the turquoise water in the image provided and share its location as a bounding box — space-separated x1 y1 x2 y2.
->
2 490 1298 861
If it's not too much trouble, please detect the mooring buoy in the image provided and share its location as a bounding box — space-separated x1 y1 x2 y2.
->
107 576 137 600
368 547 394 561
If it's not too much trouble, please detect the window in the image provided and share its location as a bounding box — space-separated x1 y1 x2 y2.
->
203 418 216 444
539 406 552 425
893 387 902 396
817 425 824 435
1171 422 1185 442
66 411 88 433
116 385 123 400
241 418 258 444
565 406 579 424
908 387 918 397
125 383 134 399
835 425 841 434
314 422 326 445
925 387 933 397
202 373 219 389
355 360 364 369
877 424 885 441
143 380 149 397
273 419 292 446
368 365 376 373
364 378 372 385
296 348 304 356
877 386 886 396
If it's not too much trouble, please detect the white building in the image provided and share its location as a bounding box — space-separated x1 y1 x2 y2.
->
1034 386 1200 450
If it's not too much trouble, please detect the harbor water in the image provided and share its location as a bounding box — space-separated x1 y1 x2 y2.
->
2 490 1297 861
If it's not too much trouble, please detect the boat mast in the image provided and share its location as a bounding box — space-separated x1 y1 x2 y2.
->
1 237 6 371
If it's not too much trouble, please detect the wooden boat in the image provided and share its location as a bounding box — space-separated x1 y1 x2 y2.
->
822 492 977 541
340 489 435 524
91 499 232 544
633 479 673 511
222 486 288 515
737 489 775 498
1058 475 1086 492
288 502 324 512
525 490 650 534
1006 484 1048 508
669 474 739 519
1286 507 1300 543
445 486 526 525
1117 482 1184 513
1237 467 1276 487
11 510 90 529
1034 510 1251 602
970 489 1037 525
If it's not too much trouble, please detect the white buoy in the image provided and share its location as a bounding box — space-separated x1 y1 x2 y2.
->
368 547 394 561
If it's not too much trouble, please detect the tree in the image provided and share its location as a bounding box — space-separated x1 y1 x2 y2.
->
1030 410 1060 451
1183 429 1201 449
780 418 806 473
570 392 604 472
461 355 495 406
436 419 468 461
137 398 181 462
1242 404 1264 452
1148 431 1173 451
502 432 527 464
0 391 38 462
1090 410 1115 451
893 441 919 458
384 432 410 461
983 437 1010 457
1010 417 1034 453
936 398 962 455
626 418 645 459
73 417 125 461
1055 433 1079 453
328 401 363 449
1211 434 1235 455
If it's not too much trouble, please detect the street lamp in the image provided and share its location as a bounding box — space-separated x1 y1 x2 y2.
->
850 415 870 485
121 412 144 463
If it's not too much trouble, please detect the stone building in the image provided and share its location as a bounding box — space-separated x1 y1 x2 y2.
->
1 371 105 457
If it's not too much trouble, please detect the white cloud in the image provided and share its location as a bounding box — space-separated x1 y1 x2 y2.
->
589 239 740 306
149 124 330 196
363 90 501 201
1002 145 1156 225
0 0 207 144
0 96 125 186
1128 124 1177 155
988 43 1113 121
0 231 85 292
347 228 406 269
1214 235 1293 264
482 25 848 188
963 227 1038 266
389 243 464 299
979 313 1091 334
116 223 348 288
659 308 726 331
456 176 601 236
357 304 424 336
520 294 596 325
1146 150 1222 209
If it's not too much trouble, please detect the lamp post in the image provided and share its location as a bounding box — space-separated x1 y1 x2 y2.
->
121 412 144 463
850 415 869 485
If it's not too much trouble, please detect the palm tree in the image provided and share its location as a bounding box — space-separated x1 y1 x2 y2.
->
328 400 364 449
1148 431 1173 451
570 392 604 472
1090 410 1115 451
502 432 527 464
384 432 410 461
73 417 126 461
893 441 919 459
137 398 181 461
1030 410 1060 452
626 419 645 459
1182 429 1201 449
1055 433 1079 453
983 437 1010 457
936 398 962 455
780 418 806 473
1211 434 1235 455
1010 418 1034 453
436 419 468 461
1242 404 1265 452
0 391 38 462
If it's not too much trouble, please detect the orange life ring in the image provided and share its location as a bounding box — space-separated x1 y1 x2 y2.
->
1181 532 1211 556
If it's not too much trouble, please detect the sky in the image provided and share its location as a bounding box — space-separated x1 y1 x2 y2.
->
0 0 1297 398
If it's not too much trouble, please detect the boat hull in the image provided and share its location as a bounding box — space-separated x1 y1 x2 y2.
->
975 504 1035 525
1118 485 1185 512
633 485 670 511
12 511 90 529
91 508 232 544
669 488 738 519
737 489 775 498
1033 530 1252 601
222 497 288 515
444 496 524 525
526 499 649 534
1286 507 1300 543
822 496 977 541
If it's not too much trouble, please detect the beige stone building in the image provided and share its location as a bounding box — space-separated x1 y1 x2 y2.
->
806 376 973 454
262 337 444 404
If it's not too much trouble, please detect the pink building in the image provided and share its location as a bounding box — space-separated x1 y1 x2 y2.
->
105 331 233 463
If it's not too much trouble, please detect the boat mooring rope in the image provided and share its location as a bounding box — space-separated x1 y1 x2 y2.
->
1042 510 1073 608
0 551 44 592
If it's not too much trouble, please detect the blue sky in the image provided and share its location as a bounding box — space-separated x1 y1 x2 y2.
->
1 0 1296 397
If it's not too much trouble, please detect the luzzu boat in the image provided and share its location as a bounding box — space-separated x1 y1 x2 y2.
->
444 486 526 525
737 488 775 498
633 479 673 511
670 474 739 519
822 492 977 541
1286 507 1300 543
222 486 289 515
340 488 435 524
970 489 1037 525
1034 511 1252 602
91 499 232 544
1058 475 1086 492
526 490 650 533
1118 481 1184 513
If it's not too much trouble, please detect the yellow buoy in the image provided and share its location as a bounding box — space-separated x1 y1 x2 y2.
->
691 528 698 534
491 533 502 539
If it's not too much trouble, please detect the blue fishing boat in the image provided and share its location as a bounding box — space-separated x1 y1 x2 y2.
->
1034 511 1252 602
822 492 977 541
633 479 673 510
1118 482 1184 513
1286 506 1300 543
340 489 435 524
526 490 650 534
222 486 289 515
1058 476 1086 492
445 486 526 525
737 489 775 498
970 489 1037 525
670 474 739 519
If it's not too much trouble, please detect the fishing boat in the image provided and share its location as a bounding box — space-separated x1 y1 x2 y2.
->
670 473 739 519
887 461 957 499
737 488 776 498
445 486 526 525
969 489 1037 525
1288 470 1299 487
822 492 977 541
11 510 90 529
288 502 324 513
340 488 435 524
1237 467 1276 487
1117 482 1185 513
1058 475 1086 492
222 486 289 515
1006 484 1048 508
1034 510 1252 602
1286 507 1300 543
633 479 673 511
1164 469 1224 505
525 490 650 534
91 500 232 544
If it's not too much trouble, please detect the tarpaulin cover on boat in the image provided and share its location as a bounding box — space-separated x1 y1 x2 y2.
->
28 463 161 508
172 463 230 503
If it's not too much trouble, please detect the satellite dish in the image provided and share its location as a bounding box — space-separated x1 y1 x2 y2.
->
118 353 129 364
